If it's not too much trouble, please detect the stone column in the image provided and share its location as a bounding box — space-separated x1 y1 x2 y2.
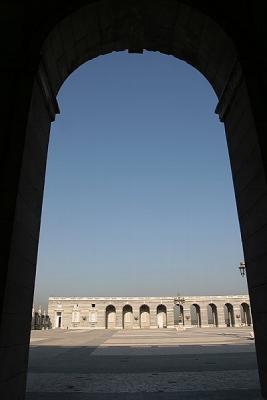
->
116 308 123 329
216 58 267 395
234 305 241 327
217 306 226 327
167 307 174 328
99 307 106 329
200 305 209 328
133 306 140 329
150 307 157 329
0 60 58 397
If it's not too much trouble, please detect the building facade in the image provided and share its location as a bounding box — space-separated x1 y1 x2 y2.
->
48 295 252 330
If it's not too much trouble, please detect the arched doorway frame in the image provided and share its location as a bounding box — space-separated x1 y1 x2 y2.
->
122 304 133 329
240 302 252 326
157 304 167 328
224 303 235 327
105 305 116 329
190 304 202 327
1 1 267 397
207 303 218 327
174 304 184 326
139 304 150 328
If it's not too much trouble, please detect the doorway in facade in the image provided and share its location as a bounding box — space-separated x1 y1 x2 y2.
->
240 303 252 326
106 305 116 329
157 305 167 328
140 305 150 328
224 303 235 327
56 312 62 328
123 305 134 329
208 303 218 327
190 304 201 327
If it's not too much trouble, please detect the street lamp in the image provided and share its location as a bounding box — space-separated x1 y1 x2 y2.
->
239 261 246 277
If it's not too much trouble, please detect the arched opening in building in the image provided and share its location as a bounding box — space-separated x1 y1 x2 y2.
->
123 305 133 329
207 303 218 327
3 1 267 398
240 303 252 326
190 304 201 327
105 305 116 329
157 305 167 328
224 303 235 327
140 305 150 328
174 304 184 326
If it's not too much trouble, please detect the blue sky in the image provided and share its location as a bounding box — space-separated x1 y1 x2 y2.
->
34 51 248 309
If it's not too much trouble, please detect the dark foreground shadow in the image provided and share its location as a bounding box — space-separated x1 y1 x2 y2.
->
26 389 263 400
28 343 258 373
26 343 261 399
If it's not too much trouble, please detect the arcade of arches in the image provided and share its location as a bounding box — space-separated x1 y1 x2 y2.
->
48 295 252 329
1 1 267 398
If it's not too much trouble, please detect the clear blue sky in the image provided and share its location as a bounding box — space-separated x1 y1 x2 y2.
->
34 51 248 309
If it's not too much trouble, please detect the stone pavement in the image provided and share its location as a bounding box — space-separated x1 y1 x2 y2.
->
26 327 262 399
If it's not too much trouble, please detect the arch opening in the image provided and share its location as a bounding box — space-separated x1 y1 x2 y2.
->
3 0 267 398
224 303 235 327
240 303 252 326
157 305 167 328
207 303 218 327
174 304 184 326
140 305 150 329
123 305 133 329
106 305 116 329
190 304 201 327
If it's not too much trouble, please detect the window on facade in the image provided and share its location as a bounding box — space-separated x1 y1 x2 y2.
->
72 310 80 323
92 303 95 308
90 311 97 322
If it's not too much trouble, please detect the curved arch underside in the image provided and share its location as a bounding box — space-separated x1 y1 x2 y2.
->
42 0 237 100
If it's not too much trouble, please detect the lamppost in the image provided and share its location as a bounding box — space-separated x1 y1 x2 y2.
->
174 294 185 326
239 261 246 277
237 261 254 335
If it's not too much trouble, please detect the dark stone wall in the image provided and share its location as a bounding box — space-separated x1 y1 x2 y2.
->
1 1 267 398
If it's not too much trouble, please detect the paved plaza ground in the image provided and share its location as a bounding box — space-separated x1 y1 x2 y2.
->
26 327 262 399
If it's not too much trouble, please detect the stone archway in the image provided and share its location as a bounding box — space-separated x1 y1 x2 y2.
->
241 303 252 326
123 305 133 329
2 1 267 397
174 304 184 326
157 305 167 328
140 305 150 328
105 305 116 329
208 303 218 327
224 303 235 327
190 304 201 327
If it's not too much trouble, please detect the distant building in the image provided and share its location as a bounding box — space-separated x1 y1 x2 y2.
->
48 295 252 329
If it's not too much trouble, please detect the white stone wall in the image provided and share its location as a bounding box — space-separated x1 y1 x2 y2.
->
48 295 251 329
181 295 251 328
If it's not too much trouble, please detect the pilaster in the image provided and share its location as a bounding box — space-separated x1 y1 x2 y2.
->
200 306 209 327
150 308 157 329
167 308 174 328
183 306 192 327
217 306 226 327
116 309 123 329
